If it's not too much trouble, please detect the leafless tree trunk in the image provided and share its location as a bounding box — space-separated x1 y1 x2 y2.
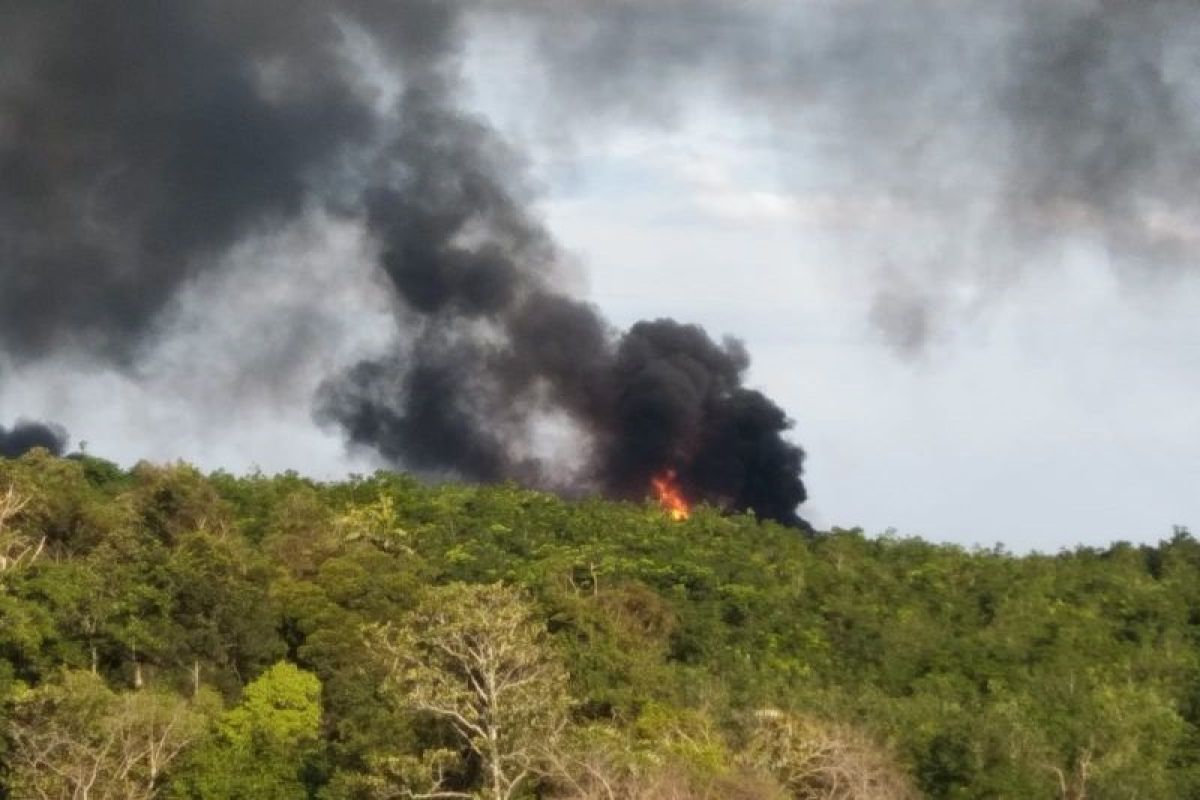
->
0 484 43 574
7 673 206 800
366 582 570 800
1048 746 1093 800
744 710 919 800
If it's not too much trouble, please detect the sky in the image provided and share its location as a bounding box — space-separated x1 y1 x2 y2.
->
520 112 1200 552
2 1 1198 551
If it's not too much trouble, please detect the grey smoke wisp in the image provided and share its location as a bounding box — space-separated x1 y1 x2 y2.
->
511 0 1200 350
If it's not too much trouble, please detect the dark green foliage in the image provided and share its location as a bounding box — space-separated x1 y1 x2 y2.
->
0 450 1197 797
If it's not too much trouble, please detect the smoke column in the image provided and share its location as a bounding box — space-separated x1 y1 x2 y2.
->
316 82 808 523
1 1 809 524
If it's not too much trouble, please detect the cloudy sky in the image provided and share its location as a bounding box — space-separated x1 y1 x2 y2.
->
2 1 1198 551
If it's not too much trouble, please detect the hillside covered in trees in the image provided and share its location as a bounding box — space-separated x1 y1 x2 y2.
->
0 449 1197 798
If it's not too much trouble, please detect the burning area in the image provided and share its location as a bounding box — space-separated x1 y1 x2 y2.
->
651 470 689 521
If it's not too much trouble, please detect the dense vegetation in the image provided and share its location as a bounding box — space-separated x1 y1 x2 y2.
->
0 449 1197 798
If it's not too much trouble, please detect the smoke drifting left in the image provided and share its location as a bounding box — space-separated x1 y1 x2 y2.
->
0 2 808 524
0 420 67 459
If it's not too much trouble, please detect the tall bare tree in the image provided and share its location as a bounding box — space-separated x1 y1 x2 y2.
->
7 671 208 800
743 710 918 800
366 582 569 800
0 484 40 573
543 723 789 800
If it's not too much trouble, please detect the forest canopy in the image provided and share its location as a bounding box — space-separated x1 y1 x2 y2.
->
0 448 1196 798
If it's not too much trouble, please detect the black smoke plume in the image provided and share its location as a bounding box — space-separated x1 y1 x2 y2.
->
0 420 68 459
2 1 809 524
601 321 806 527
318 86 808 523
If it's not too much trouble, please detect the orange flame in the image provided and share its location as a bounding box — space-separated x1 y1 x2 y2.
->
651 469 690 521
